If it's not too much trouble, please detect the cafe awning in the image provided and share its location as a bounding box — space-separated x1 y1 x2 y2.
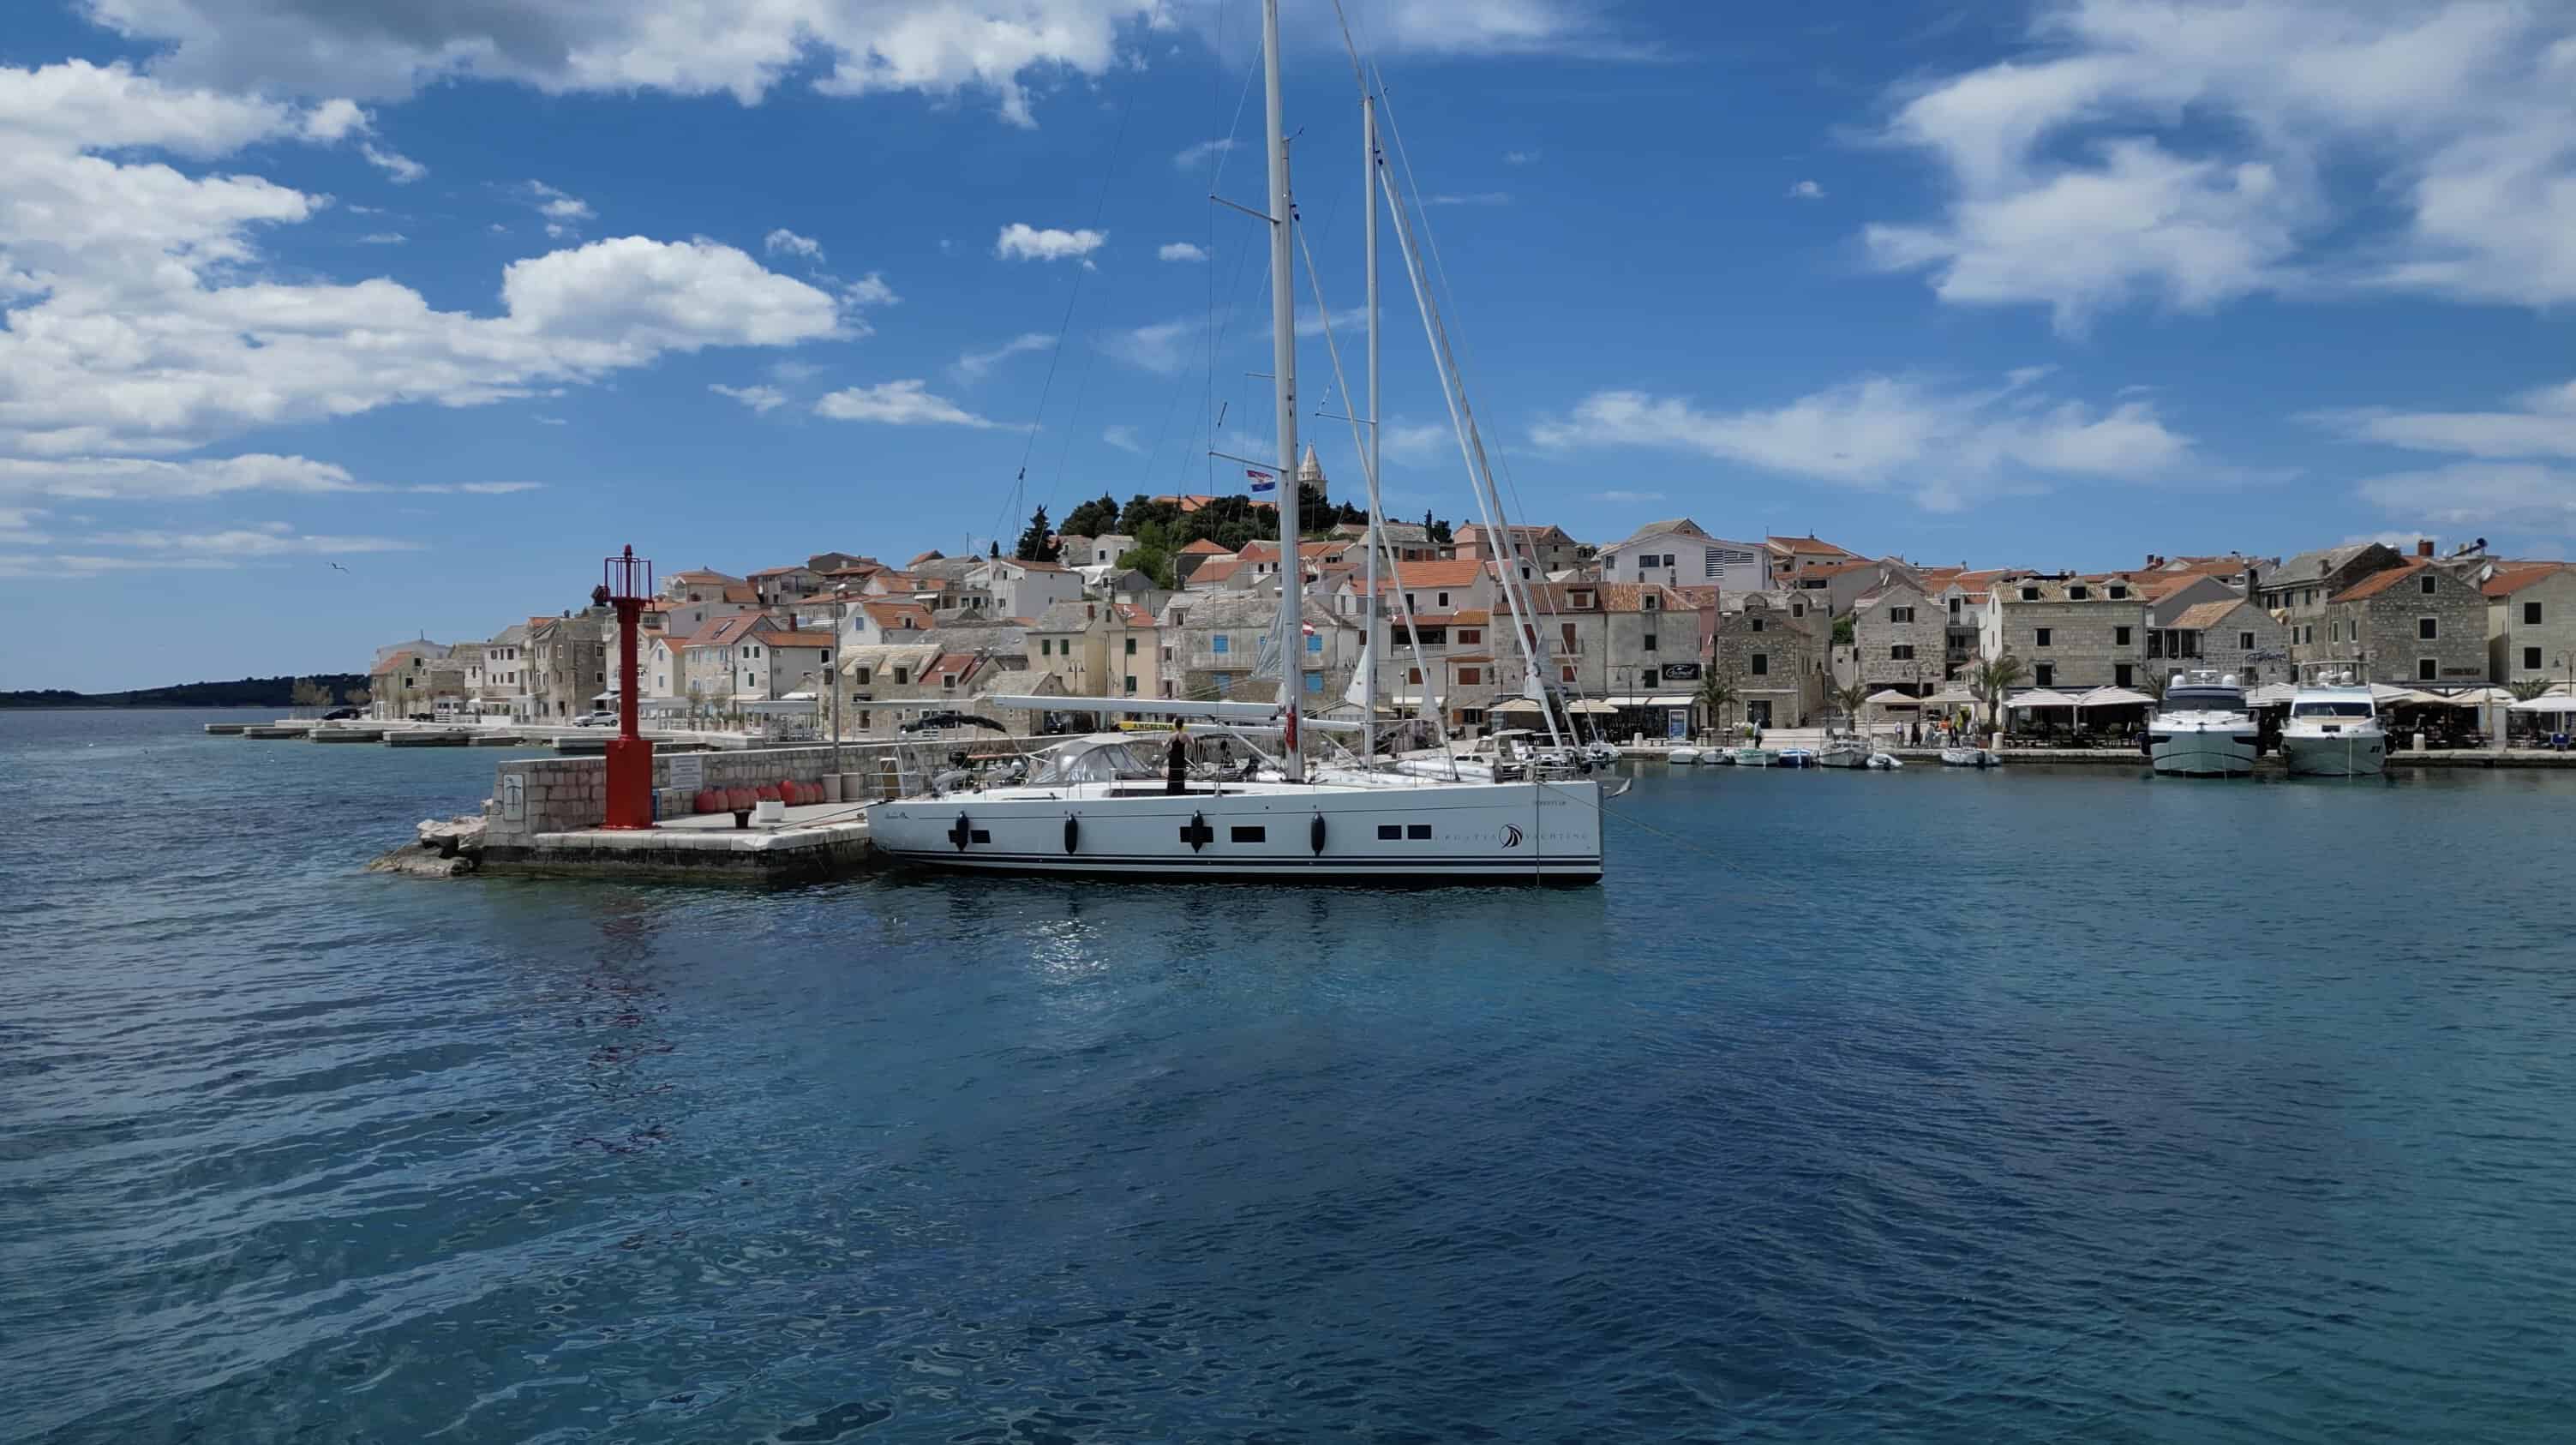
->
1922 685 1978 705
2009 688 2084 710
1564 699 1617 715
2076 686 2155 707
1864 688 1921 709
1489 697 1546 714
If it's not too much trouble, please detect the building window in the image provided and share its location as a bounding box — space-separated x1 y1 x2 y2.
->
2418 616 2437 640
2421 573 2437 595
1408 667 1423 685
894 668 908 685
2108 585 2127 599
1751 653 1769 676
1642 594 1659 612
943 675 956 689
2418 657 2437 681
1459 668 1481 686
2114 626 2131 646
1306 633 1323 653
2034 627 2052 648
1561 666 1577 682
1457 628 1481 645
1125 637 1138 656
1642 633 1656 653
2238 632 2255 651
1304 672 1322 693
2021 586 2039 601
2034 663 2054 687
1436 591 1451 608
2525 601 2543 626
1889 606 1914 623
2524 646 2542 670
1124 675 1137 693
2069 585 2088 600
2115 663 2134 687
1212 634 1230 654
1750 617 1765 633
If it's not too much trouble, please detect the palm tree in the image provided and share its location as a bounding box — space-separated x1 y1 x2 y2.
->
1827 678 1872 736
2509 676 2555 702
1972 653 2027 734
1694 672 1740 740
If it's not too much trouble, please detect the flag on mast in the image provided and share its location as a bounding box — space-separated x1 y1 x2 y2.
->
1245 468 1277 495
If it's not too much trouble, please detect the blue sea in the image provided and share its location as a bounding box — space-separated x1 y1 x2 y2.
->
6 708 2576 1442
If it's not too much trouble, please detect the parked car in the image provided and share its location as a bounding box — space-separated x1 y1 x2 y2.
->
572 711 619 728
321 706 362 721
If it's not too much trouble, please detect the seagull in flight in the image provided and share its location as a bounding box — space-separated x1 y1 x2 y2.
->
329 561 350 573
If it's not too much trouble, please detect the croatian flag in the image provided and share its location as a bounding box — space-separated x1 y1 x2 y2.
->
1246 468 1276 494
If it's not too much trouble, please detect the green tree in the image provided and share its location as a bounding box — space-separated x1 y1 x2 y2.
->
1063 492 1120 537
290 677 336 709
1973 652 2028 733
1828 678 1872 733
1830 613 1854 645
1694 670 1740 739
2509 676 2555 702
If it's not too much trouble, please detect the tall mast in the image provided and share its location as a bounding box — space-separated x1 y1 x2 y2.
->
1263 0 1303 781
1361 93 1380 768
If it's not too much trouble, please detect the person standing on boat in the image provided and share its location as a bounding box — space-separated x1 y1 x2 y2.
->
1165 722 1189 795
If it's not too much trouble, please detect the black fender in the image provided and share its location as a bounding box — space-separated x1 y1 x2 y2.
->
1309 813 1326 855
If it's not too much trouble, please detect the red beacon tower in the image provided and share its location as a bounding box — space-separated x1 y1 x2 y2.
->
598 545 656 830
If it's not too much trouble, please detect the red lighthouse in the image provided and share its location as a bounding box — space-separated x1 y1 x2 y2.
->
599 545 656 830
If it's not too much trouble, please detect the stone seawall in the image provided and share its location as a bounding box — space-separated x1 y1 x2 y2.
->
481 739 1047 843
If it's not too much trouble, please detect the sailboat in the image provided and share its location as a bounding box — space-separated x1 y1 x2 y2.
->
866 1 1604 884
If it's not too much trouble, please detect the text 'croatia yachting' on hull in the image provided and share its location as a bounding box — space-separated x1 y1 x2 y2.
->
871 766 1603 884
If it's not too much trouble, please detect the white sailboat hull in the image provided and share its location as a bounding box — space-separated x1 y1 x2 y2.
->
870 777 1604 883
2281 728 2387 776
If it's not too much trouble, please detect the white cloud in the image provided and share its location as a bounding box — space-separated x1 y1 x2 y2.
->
1586 489 1665 503
1174 138 1236 171
1102 423 1143 453
1503 149 1540 165
1099 317 1193 375
357 231 407 244
1420 191 1511 207
0 66 852 507
1532 372 2197 511
1294 304 1368 339
1788 179 1825 200
84 527 416 555
409 481 543 494
2313 379 2576 460
359 141 425 183
1863 1 2576 325
764 228 824 261
1382 422 1449 465
2356 463 2576 531
710 382 788 412
996 223 1106 263
0 454 371 501
815 380 1007 428
950 332 1053 382
526 179 592 238
0 552 238 579
0 506 49 544
1158 241 1207 262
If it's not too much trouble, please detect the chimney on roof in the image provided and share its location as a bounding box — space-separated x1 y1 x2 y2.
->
2244 564 2258 599
2417 538 2435 558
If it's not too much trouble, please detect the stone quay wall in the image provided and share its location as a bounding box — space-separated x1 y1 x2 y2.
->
482 738 1045 841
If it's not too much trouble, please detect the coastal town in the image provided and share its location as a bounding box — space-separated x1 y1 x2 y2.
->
341 453 2576 751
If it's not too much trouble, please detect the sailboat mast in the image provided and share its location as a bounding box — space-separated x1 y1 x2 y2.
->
1362 93 1380 768
1263 0 1303 782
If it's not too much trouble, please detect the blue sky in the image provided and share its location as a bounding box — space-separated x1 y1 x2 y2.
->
5 0 2574 691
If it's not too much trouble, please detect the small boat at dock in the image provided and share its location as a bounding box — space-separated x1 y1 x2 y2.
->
1940 746 1998 768
1665 745 1702 764
203 722 249 734
1817 738 1870 768
1775 747 1815 768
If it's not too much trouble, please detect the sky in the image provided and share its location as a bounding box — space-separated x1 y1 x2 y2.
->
5 0 2576 691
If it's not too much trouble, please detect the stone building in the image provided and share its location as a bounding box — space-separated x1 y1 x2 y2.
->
1454 523 1585 574
529 610 610 719
1158 591 1362 710
1597 518 1765 592
2144 597 2289 687
1978 575 2148 691
2255 541 2404 666
2486 564 2576 689
1849 580 1949 692
2321 558 2492 685
1712 590 1824 728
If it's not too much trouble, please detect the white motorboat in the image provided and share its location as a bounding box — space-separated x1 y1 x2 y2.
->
1816 738 1870 768
2279 666 2387 777
1728 746 1776 767
1864 752 1902 770
1580 741 1621 767
1693 746 1731 764
1939 746 1996 768
870 8 1603 884
1775 747 1815 768
1664 745 1702 764
2148 671 2257 777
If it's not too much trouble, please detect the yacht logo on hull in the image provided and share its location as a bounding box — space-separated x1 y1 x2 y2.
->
1499 824 1524 848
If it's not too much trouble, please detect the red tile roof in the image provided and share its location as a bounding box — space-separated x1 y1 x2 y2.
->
369 651 414 676
1373 558 1487 590
1191 556 1243 583
861 601 932 630
1113 603 1158 627
2329 560 2429 603
1768 535 1856 555
1178 539 1233 555
747 565 812 578
2483 563 2566 598
760 632 836 648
